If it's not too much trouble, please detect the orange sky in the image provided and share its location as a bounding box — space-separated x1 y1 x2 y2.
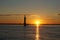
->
0 15 60 24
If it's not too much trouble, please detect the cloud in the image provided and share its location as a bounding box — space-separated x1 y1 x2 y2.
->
58 14 60 16
0 14 11 16
28 15 40 18
0 14 32 16
0 14 23 16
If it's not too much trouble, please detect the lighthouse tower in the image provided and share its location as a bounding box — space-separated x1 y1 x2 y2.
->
24 15 26 26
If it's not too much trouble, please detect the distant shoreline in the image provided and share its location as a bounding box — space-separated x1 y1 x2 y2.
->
0 23 60 25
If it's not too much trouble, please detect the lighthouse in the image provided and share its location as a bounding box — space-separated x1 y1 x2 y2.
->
24 15 26 26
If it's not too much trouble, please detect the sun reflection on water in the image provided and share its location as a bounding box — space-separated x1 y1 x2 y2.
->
35 24 40 40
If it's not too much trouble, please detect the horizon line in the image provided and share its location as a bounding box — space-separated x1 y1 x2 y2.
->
0 23 60 25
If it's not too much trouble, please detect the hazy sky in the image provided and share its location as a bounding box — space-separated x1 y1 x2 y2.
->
0 0 60 24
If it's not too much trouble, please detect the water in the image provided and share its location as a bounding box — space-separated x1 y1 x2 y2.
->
0 25 60 40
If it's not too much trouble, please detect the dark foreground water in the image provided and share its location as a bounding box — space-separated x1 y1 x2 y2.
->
0 25 60 40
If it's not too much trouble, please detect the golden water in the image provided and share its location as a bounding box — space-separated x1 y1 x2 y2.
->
35 24 40 40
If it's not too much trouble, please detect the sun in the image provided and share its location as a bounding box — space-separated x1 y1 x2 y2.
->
35 20 41 26
35 21 40 25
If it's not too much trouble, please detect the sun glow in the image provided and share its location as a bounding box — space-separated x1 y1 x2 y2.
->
35 20 41 26
36 21 40 24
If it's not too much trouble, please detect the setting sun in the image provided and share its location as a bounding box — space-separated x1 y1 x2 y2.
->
36 21 40 25
35 20 41 25
35 20 41 26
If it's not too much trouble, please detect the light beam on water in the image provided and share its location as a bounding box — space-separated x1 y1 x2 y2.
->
35 24 40 40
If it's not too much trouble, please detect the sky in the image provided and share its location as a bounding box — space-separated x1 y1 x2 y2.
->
0 0 60 24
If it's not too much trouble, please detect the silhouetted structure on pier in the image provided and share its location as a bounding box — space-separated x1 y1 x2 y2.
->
24 15 26 26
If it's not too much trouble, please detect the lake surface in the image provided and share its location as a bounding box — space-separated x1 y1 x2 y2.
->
0 25 60 40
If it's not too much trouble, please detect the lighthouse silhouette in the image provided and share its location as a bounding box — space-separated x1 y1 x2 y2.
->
24 15 26 26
